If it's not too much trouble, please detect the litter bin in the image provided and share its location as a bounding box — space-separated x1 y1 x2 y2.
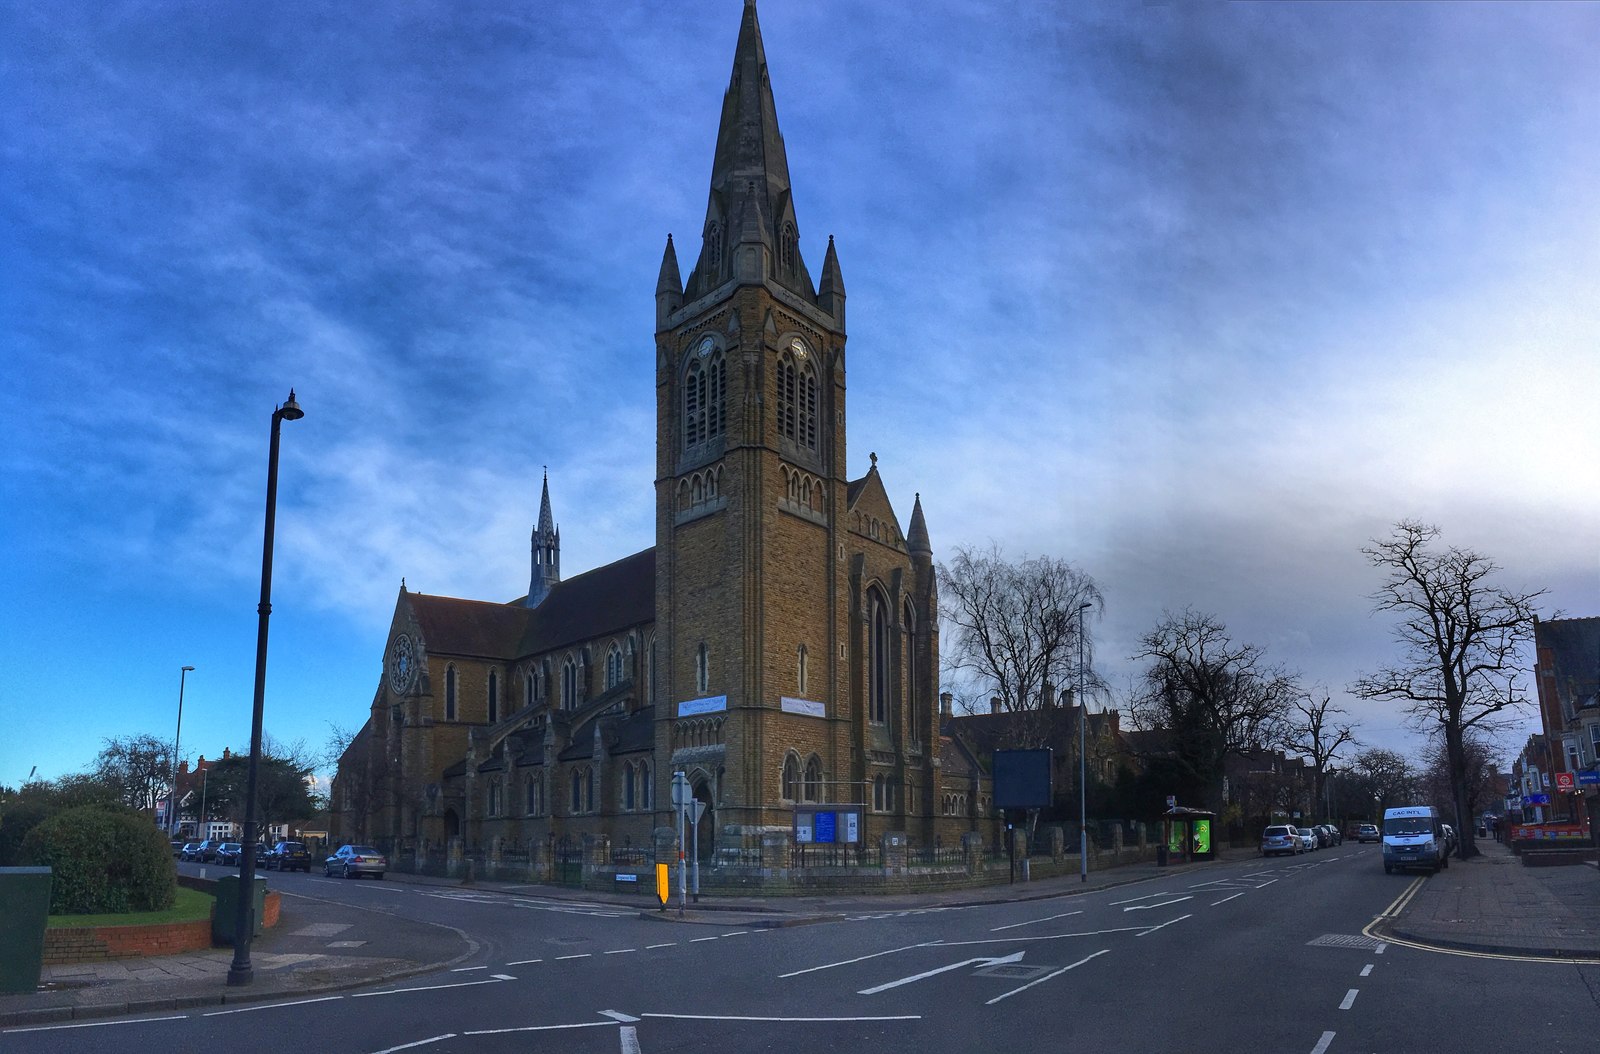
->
1155 845 1169 867
0 867 53 993
212 875 267 945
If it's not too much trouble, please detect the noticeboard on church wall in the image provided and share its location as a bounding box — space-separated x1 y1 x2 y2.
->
794 803 862 844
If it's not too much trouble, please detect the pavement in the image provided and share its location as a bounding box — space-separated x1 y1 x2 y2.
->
4 840 1597 1027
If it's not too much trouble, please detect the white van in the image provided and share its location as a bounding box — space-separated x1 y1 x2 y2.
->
1382 805 1449 874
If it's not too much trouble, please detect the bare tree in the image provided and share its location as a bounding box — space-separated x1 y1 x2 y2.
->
1281 692 1357 818
92 734 174 814
938 544 1104 742
1342 747 1421 818
1128 609 1300 810
1350 521 1543 859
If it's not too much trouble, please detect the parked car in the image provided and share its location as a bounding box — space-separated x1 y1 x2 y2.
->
1357 823 1381 843
1442 824 1458 855
268 840 313 872
215 842 245 866
1261 824 1302 857
1296 827 1318 851
191 838 226 863
325 844 388 880
1320 824 1341 847
1310 826 1332 849
179 841 204 861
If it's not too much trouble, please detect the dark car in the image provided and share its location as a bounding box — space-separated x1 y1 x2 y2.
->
179 841 204 861
215 842 244 866
325 844 388 879
267 840 313 872
192 838 226 863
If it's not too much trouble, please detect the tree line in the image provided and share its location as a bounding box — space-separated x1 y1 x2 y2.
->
938 521 1542 859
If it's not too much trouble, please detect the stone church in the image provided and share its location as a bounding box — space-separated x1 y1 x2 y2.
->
331 2 987 863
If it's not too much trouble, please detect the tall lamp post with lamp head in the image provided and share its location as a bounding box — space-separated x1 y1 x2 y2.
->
1078 601 1092 883
170 665 195 837
227 389 303 988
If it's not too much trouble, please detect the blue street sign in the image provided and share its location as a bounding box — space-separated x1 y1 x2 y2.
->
1577 770 1600 786
814 811 837 844
1522 793 1550 805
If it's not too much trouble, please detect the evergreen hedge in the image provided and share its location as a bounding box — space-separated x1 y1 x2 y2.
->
20 805 177 915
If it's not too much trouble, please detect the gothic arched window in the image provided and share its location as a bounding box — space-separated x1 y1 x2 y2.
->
487 670 498 724
561 655 577 710
777 342 818 450
525 671 534 711
605 643 623 690
781 754 799 801
804 756 822 802
869 591 890 724
683 345 726 450
797 644 808 696
696 642 710 693
445 665 458 721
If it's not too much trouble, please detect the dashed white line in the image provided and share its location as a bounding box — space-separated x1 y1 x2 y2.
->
1109 891 1175 905
605 948 638 955
690 936 720 942
1210 892 1248 906
643 1013 921 1022
556 953 592 960
507 958 543 966
1360 964 1374 977
1375 942 1388 955
646 943 676 949
1310 1030 1336 1054
779 942 929 978
721 931 749 937
1339 989 1359 1010
465 1021 620 1035
451 965 487 972
354 976 510 998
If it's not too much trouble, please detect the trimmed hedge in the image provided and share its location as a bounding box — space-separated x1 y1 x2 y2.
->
20 806 177 915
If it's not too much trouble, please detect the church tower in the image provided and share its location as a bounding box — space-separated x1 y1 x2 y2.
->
654 0 854 840
526 470 560 608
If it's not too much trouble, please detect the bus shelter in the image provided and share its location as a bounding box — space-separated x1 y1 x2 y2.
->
1159 806 1216 865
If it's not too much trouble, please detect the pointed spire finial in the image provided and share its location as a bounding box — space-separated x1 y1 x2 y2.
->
908 492 931 556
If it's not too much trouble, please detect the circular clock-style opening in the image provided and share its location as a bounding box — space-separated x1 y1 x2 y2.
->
697 336 715 357
790 337 808 358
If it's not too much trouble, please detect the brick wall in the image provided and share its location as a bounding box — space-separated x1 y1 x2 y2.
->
43 881 282 964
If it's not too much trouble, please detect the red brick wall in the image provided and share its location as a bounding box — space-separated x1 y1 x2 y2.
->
43 888 281 964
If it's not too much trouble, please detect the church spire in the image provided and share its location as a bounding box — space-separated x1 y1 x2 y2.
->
686 0 814 302
656 233 683 329
527 469 560 608
907 492 932 558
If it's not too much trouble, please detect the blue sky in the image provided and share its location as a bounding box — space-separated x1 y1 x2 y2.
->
4 1 1596 789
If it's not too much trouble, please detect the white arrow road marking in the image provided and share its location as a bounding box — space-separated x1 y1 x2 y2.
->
601 1010 642 1023
986 949 1111 1005
619 1025 642 1054
859 951 1025 995
1123 896 1193 911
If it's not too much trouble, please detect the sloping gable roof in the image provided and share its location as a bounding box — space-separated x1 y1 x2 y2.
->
520 548 655 655
409 594 532 661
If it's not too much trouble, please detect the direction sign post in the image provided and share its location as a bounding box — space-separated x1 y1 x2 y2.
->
689 798 706 903
671 771 689 916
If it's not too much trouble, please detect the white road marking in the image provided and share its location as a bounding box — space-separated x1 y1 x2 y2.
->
1360 964 1374 977
491 974 516 980
690 936 720 942
859 951 1025 995
620 1024 642 1054
556 953 592 960
646 943 677 949
354 977 509 997
451 965 486 972
643 1013 921 1022
1136 914 1193 937
985 949 1110 1005
1109 891 1175 905
3 1016 187 1034
1211 892 1248 906
721 931 748 937
779 942 930 978
1124 896 1193 912
371 1036 454 1049
932 928 1146 948
990 909 1083 932
203 995 344 1015
601 1010 642 1023
465 1021 620 1035
1310 1030 1336 1054
1375 942 1388 955
605 948 638 955
1339 988 1358 1010
507 958 543 965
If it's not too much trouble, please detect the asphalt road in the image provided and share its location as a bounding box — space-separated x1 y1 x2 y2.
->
8 846 1599 1054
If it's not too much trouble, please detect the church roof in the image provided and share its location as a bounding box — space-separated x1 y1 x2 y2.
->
410 547 655 663
520 548 655 655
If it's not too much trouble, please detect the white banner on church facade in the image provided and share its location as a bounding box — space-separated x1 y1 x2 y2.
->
780 696 825 718
678 695 727 717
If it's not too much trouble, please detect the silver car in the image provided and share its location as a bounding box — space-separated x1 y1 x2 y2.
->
325 844 388 880
1296 828 1318 851
1260 824 1302 856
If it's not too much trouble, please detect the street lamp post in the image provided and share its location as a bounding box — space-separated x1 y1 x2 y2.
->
227 389 303 988
170 665 195 837
1078 601 1092 883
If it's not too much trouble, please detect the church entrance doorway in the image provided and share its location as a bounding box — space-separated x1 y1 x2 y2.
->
443 809 460 839
692 778 715 861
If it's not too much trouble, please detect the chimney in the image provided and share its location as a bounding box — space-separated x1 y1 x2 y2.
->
990 696 1002 716
1042 682 1055 709
940 692 953 720
222 748 231 760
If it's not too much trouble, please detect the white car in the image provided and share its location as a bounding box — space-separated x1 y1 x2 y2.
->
1296 828 1318 851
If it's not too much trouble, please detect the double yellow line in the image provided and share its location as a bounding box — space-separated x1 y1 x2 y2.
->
1375 875 1427 920
1362 874 1600 964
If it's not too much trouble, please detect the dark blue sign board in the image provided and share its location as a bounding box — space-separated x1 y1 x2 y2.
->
813 811 837 843
992 749 1053 810
1522 793 1551 805
1578 771 1600 786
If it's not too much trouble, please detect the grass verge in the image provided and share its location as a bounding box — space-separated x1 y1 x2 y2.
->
47 886 214 928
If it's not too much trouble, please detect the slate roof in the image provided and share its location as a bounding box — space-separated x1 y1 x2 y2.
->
409 547 656 663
